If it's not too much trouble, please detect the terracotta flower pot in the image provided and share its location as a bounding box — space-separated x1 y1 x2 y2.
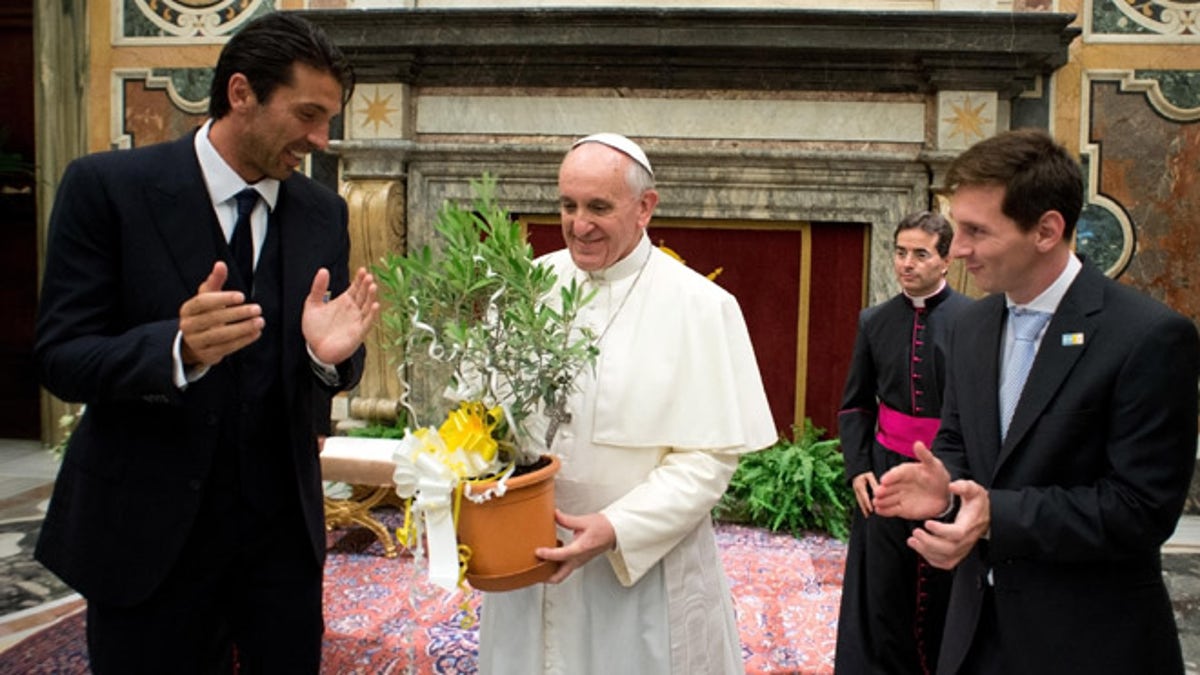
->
456 454 561 592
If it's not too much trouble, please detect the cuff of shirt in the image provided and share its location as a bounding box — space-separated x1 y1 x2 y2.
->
173 331 210 389
308 344 340 386
936 493 958 520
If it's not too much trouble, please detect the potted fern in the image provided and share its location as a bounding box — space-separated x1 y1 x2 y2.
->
714 420 854 542
372 173 597 592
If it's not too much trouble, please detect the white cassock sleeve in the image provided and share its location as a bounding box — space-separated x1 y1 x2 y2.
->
602 449 740 585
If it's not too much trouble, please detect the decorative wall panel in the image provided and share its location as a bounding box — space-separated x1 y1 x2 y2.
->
1086 0 1200 42
112 69 209 149
1081 72 1200 319
116 0 273 44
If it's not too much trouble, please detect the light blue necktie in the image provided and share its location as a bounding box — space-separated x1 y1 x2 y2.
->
999 307 1051 440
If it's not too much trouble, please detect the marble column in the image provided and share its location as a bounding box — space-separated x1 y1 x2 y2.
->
341 178 407 423
34 0 87 447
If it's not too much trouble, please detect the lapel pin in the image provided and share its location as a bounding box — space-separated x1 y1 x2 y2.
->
1061 332 1084 347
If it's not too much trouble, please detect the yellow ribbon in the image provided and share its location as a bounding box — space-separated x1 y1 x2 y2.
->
392 401 515 596
457 544 475 628
395 497 417 550
406 402 507 479
438 401 504 465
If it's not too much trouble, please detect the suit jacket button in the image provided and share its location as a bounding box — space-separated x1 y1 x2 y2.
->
205 413 218 427
188 479 202 491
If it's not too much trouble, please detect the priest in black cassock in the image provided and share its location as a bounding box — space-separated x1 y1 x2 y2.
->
834 211 972 674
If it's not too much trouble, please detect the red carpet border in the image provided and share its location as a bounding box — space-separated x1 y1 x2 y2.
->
0 512 845 674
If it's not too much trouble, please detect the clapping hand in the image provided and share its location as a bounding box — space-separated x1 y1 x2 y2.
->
874 442 990 570
179 261 264 367
906 479 990 570
873 442 951 520
303 267 380 365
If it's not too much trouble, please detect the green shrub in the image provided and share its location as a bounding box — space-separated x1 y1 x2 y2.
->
714 419 854 541
345 412 409 440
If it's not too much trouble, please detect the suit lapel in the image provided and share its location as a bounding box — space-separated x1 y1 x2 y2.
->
275 179 332 398
997 263 1103 467
967 297 1006 479
276 180 318 344
144 134 223 292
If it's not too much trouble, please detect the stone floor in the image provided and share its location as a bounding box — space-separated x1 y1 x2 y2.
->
2 436 1200 672
0 438 83 652
1166 520 1200 675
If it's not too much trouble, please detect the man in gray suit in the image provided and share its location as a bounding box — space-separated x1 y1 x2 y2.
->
874 128 1199 674
35 12 378 673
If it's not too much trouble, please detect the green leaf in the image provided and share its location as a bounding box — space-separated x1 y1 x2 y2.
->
369 172 598 455
714 419 853 541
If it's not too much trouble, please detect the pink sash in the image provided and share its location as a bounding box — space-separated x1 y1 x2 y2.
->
875 402 940 458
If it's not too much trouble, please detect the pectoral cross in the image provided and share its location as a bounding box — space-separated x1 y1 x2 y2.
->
544 402 572 451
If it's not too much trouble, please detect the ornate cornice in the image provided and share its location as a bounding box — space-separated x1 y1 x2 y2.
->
299 8 1079 98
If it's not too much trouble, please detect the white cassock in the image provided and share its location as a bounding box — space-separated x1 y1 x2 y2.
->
478 234 778 675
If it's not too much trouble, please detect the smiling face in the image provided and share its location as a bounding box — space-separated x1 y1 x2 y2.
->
893 227 949 297
215 62 343 183
949 183 1046 302
557 143 658 272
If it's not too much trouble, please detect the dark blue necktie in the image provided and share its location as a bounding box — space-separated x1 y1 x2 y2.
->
231 188 258 290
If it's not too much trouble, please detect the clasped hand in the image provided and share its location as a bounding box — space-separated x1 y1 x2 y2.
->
180 261 379 368
872 442 991 570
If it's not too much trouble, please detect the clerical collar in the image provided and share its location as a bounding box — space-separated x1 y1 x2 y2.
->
586 234 652 283
904 279 948 309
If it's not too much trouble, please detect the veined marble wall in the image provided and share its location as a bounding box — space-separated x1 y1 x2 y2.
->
299 6 1078 427
333 121 932 426
34 0 1196 442
1056 0 1200 322
340 88 936 306
79 0 1072 315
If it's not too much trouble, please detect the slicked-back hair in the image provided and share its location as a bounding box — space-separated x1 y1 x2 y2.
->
944 128 1083 239
208 11 355 119
894 210 954 258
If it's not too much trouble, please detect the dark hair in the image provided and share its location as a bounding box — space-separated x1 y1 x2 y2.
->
944 128 1083 239
209 12 355 119
894 210 954 258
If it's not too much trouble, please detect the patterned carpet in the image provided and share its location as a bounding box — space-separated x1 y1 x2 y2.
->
0 509 846 674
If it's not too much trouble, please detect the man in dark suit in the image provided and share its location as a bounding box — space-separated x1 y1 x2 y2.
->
34 12 379 673
873 128 1199 674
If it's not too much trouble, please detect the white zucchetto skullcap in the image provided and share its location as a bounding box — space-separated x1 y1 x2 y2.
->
571 132 654 178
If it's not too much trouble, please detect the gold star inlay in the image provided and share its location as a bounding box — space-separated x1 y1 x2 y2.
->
942 97 992 144
358 88 399 135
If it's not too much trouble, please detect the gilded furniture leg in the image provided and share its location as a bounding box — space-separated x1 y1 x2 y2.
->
323 485 398 558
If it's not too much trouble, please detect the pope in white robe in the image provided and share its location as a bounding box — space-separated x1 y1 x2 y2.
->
478 134 777 675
